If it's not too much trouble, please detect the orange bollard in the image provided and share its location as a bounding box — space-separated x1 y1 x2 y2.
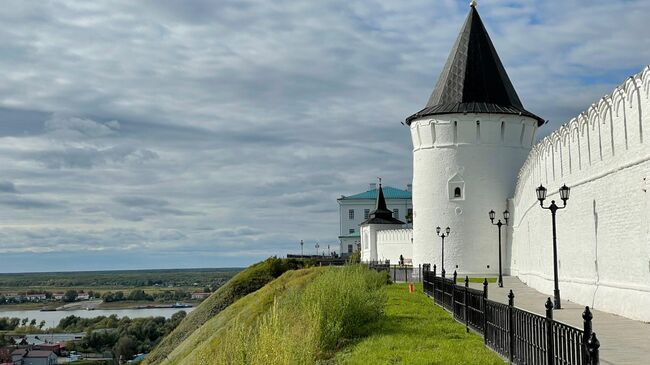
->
408 283 415 293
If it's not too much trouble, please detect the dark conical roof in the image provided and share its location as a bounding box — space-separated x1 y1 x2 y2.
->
406 4 544 125
361 184 404 225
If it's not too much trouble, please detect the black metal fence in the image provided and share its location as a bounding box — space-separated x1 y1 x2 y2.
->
422 265 601 365
367 261 423 283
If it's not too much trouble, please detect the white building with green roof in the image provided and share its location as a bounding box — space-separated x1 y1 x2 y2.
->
337 183 412 257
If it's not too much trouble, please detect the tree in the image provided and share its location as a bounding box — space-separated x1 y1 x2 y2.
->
39 320 46 329
29 319 37 327
21 318 28 326
113 335 137 361
63 290 78 303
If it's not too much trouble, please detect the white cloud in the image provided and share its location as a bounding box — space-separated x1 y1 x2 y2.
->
0 0 647 270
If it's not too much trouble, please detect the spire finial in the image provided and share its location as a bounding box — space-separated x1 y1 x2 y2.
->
470 0 477 7
378 177 382 186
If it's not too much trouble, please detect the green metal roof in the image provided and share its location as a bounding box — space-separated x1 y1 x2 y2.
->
338 233 361 238
339 186 411 201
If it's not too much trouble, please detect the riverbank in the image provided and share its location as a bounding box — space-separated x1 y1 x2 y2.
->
0 301 197 312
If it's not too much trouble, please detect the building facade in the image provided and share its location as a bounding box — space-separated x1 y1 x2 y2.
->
364 2 650 322
337 183 412 256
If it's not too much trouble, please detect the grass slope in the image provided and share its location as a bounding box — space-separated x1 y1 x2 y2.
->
335 283 505 365
144 258 308 364
161 267 325 364
160 265 387 365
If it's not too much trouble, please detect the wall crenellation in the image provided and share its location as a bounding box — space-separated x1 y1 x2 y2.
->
509 65 650 322
514 65 650 205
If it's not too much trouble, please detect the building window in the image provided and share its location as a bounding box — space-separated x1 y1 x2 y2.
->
393 209 399 219
364 209 370 220
349 229 355 234
454 187 462 198
348 244 353 253
348 209 354 220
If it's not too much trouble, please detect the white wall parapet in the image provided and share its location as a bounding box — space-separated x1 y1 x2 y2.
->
510 65 650 322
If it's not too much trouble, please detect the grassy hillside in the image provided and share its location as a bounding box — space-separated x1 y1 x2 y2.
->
144 258 310 364
157 265 387 365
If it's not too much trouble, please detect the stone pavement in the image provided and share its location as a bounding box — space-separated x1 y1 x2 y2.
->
466 276 650 365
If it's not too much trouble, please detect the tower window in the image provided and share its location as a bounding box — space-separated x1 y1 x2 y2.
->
364 209 370 220
348 209 354 220
448 173 465 201
348 244 353 253
349 229 355 234
454 187 462 198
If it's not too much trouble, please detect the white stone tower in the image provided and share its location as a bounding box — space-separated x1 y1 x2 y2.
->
360 182 405 262
408 3 544 275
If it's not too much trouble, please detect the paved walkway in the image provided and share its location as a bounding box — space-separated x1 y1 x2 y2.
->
466 276 650 365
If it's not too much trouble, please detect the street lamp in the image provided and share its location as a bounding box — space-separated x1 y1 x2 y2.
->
315 242 320 256
300 240 304 256
536 184 571 309
436 226 451 277
489 209 510 288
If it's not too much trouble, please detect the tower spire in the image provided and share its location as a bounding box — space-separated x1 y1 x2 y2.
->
361 181 405 225
406 3 543 125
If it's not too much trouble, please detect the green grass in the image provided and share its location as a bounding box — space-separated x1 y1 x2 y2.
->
335 283 505 365
144 258 311 365
157 265 388 365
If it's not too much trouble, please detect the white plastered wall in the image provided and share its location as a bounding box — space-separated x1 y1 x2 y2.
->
511 66 650 321
410 112 538 275
376 229 413 264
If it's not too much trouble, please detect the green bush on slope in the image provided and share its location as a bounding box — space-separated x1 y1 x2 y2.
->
144 258 309 365
168 265 387 365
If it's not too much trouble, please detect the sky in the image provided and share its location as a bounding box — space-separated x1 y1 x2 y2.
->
0 0 648 272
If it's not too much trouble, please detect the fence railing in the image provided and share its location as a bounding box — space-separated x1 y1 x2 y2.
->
367 261 424 283
422 265 601 365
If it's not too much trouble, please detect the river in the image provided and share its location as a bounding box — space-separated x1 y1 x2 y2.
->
0 307 195 328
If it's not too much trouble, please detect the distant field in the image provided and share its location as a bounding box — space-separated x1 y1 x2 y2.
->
0 268 243 293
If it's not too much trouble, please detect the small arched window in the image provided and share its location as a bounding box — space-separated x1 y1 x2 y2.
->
454 187 462 198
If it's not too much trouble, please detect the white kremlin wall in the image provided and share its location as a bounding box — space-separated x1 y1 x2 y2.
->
376 229 413 264
510 66 650 322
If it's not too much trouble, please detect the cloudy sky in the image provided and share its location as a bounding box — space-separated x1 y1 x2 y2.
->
0 0 648 272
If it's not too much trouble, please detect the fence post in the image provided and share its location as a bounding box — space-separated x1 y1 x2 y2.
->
419 264 422 283
393 265 396 282
508 290 515 363
587 332 600 365
545 298 554 365
483 278 488 344
464 276 469 333
432 265 436 300
451 270 457 311
582 306 593 364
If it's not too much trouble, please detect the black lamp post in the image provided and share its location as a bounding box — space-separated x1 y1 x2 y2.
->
315 242 320 256
436 226 451 277
536 184 571 309
300 240 304 256
489 209 510 288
